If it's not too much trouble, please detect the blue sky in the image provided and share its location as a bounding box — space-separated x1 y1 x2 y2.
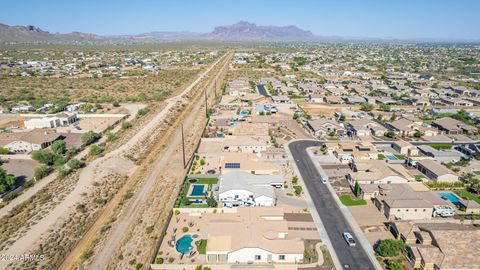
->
1 0 479 40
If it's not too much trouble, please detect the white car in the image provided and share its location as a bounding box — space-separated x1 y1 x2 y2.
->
343 232 356 247
321 177 327 184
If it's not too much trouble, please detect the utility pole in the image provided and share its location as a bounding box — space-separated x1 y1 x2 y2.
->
181 124 186 168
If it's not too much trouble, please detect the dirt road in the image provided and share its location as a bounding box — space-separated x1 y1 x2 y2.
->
57 52 232 270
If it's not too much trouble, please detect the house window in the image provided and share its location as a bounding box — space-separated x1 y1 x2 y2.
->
255 255 261 260
415 209 417 212
279 255 285 260
406 209 409 212
423 209 426 212
397 209 400 212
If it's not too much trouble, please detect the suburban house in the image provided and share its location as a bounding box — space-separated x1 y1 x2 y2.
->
417 145 465 163
270 95 291 104
391 140 419 157
389 221 480 270
218 171 283 207
348 118 387 136
219 152 281 175
415 159 459 182
347 160 414 186
388 118 437 137
306 118 345 137
432 117 478 135
24 113 78 129
198 136 270 154
205 207 304 264
359 183 448 220
0 130 61 154
327 142 377 163
307 94 324 103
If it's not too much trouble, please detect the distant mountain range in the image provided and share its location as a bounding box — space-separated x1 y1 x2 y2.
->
0 21 478 44
0 21 316 44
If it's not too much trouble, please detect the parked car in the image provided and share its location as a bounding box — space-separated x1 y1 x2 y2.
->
321 176 327 184
343 232 356 247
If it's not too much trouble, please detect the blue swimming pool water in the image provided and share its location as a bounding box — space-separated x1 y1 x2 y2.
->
191 185 205 196
176 235 193 254
439 192 461 205
387 155 399 160
240 110 249 115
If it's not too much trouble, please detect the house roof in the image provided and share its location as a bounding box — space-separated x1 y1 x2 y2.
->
363 183 447 209
416 159 456 177
219 171 283 199
433 117 477 132
308 119 343 132
205 207 304 254
0 130 60 146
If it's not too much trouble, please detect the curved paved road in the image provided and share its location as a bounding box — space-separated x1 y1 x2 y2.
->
288 140 377 270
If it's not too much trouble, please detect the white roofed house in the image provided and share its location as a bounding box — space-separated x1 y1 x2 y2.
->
218 171 283 207
24 113 78 129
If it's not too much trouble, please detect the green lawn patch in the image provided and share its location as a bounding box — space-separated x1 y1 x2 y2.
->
454 189 480 204
414 175 426 181
195 178 218 185
394 155 406 160
195 239 207 254
339 195 367 206
327 136 340 141
429 144 453 150
378 154 386 160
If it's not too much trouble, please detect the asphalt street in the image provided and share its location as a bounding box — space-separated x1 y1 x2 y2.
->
289 140 376 270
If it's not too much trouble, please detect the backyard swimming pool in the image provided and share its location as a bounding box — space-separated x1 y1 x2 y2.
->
176 235 193 254
387 155 399 161
439 192 461 206
190 185 205 196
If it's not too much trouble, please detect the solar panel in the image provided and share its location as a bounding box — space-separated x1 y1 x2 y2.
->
225 163 241 169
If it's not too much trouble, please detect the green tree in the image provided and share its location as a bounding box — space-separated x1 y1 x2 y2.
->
353 181 360 196
51 140 67 155
34 165 49 180
65 147 79 158
121 121 132 129
292 176 299 184
360 102 374 112
385 131 396 138
206 195 217 207
0 168 16 193
379 103 391 112
31 150 59 165
376 239 405 257
89 145 104 156
0 147 9 154
413 130 424 138
386 259 404 270
67 159 82 170
56 167 71 178
81 131 101 145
